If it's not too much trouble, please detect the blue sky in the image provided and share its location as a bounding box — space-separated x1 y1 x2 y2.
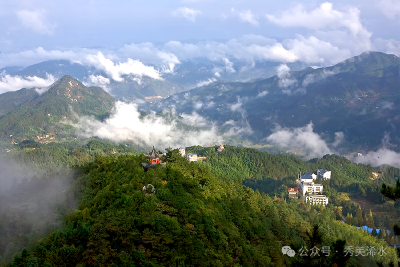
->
0 0 400 69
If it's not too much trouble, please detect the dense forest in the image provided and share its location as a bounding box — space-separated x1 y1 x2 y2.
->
186 145 400 246
1 146 399 266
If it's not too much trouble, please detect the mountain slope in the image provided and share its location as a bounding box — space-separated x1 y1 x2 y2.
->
5 150 398 266
154 52 400 152
0 88 39 118
0 75 115 140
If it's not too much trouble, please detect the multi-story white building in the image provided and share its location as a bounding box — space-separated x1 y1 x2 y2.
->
317 169 331 180
186 153 198 162
178 147 186 157
299 181 323 195
304 194 329 206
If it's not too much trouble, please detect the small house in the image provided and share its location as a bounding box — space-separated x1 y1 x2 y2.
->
217 145 224 152
287 187 299 198
187 153 198 162
179 147 186 157
317 169 331 179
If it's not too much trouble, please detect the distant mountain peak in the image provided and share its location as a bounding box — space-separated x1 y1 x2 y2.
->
0 75 115 140
45 75 89 102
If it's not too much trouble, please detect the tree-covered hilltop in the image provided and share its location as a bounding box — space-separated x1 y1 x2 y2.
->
5 149 398 266
0 88 39 118
0 75 115 141
186 145 400 236
186 145 399 185
0 138 139 175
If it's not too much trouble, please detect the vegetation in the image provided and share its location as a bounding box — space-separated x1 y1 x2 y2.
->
3 148 399 266
0 75 115 141
159 52 400 151
187 145 400 248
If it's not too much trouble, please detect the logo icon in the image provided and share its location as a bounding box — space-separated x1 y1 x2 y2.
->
282 246 296 257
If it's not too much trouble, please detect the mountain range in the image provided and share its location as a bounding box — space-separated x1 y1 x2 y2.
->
0 58 305 101
149 52 400 153
1 51 400 154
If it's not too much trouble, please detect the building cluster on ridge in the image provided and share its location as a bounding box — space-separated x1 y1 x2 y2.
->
178 145 224 162
288 169 331 206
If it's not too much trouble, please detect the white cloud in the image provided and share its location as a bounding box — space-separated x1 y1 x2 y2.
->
193 101 203 110
354 148 400 168
72 101 223 149
266 2 368 37
222 58 236 73
238 10 259 26
256 90 269 98
85 52 162 82
172 7 201 22
276 64 297 89
376 0 400 19
381 101 394 110
0 34 356 73
373 38 400 56
266 122 332 158
276 63 290 78
205 101 215 109
195 78 216 88
302 69 336 87
121 43 180 73
230 96 245 112
266 3 372 59
16 9 56 35
222 119 253 136
0 73 55 94
84 75 111 93
332 131 344 148
180 112 208 126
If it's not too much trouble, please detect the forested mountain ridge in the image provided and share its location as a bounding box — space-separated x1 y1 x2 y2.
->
0 88 39 118
0 75 115 141
186 145 400 238
3 149 398 266
153 52 400 152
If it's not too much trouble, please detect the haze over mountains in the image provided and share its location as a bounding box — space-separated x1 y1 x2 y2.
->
1 51 400 167
150 52 400 153
0 57 307 101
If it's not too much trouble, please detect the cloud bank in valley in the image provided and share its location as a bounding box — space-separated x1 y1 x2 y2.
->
0 73 56 94
353 148 400 168
265 122 400 168
266 122 334 158
73 101 226 149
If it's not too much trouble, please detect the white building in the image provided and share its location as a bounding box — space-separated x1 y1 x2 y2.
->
317 169 331 180
179 147 186 157
304 194 329 206
299 181 323 195
187 153 198 162
299 172 317 183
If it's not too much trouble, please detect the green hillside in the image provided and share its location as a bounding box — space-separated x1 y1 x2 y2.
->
0 75 115 141
3 147 399 266
156 52 400 152
0 88 38 118
186 145 400 234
